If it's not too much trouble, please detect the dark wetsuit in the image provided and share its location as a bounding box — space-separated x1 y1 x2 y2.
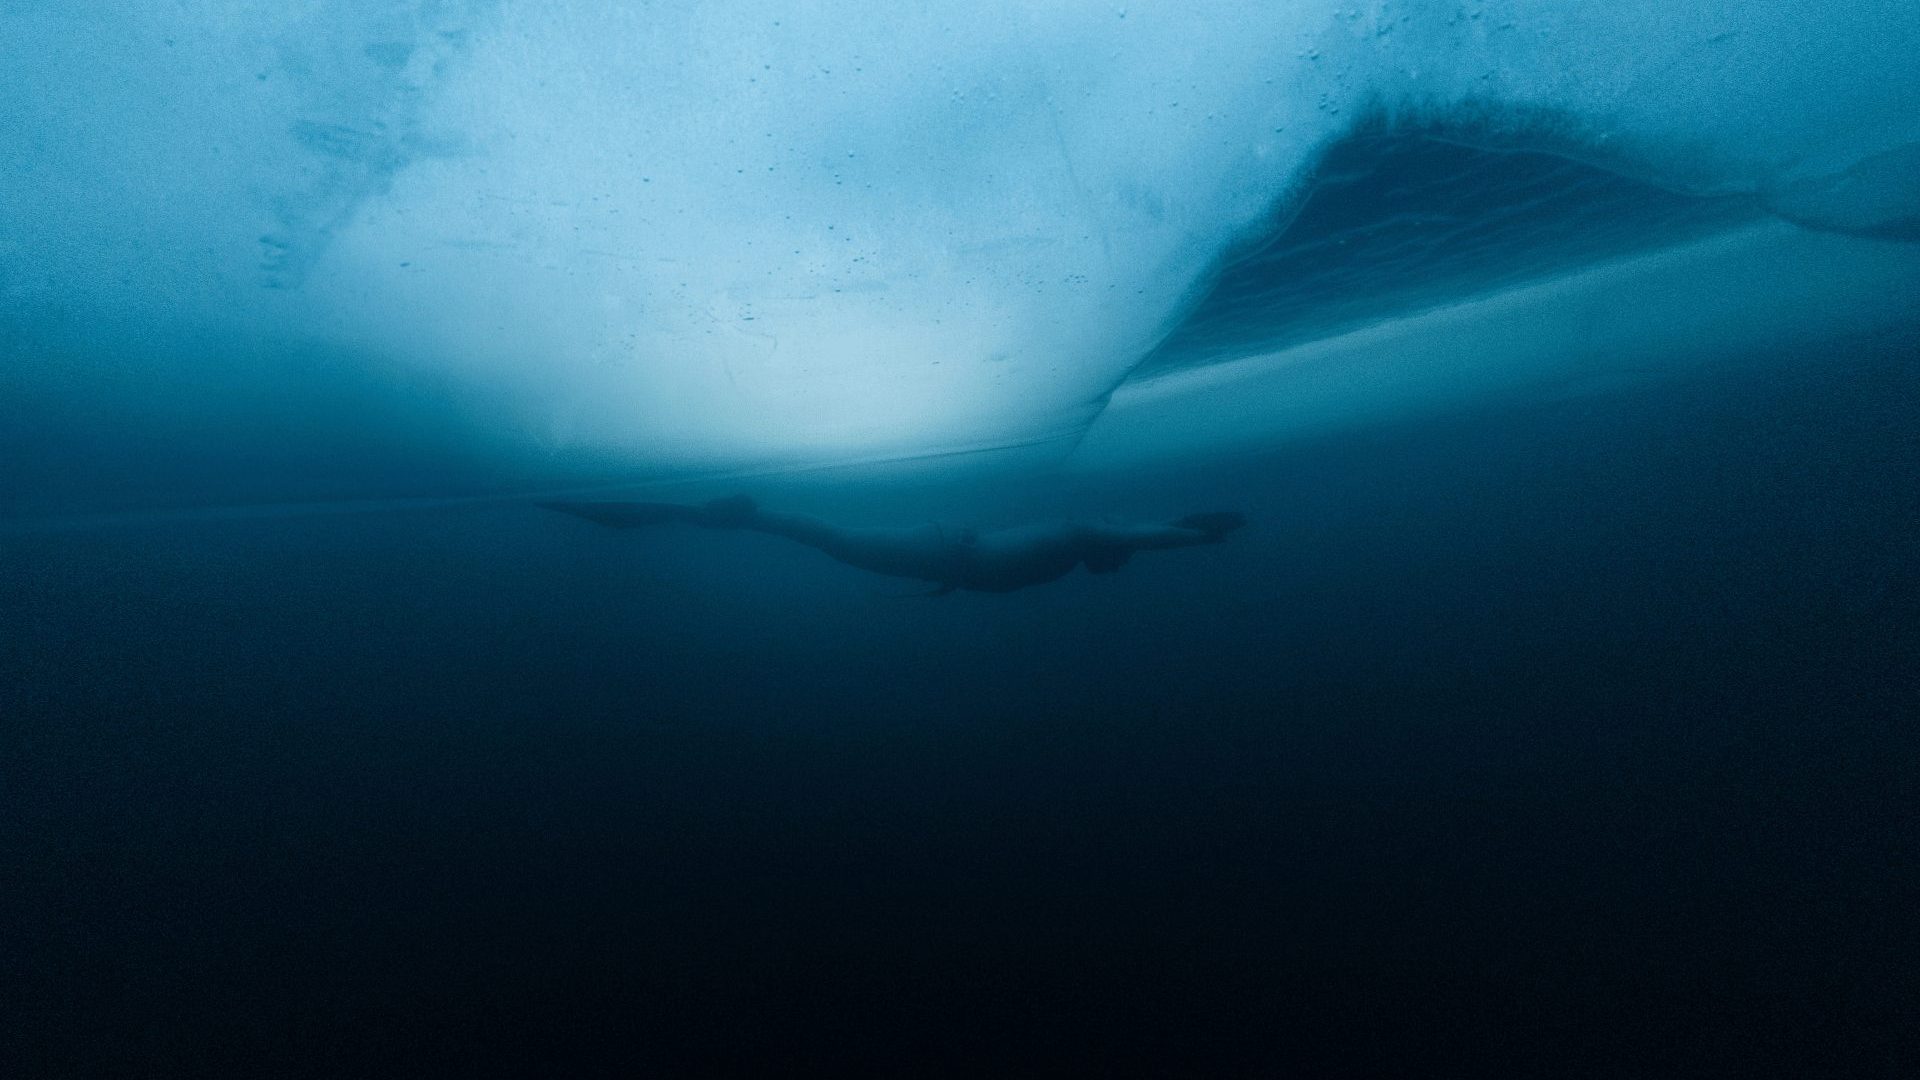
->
540 496 1244 593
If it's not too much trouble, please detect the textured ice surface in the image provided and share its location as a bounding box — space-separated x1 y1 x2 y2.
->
2 2 1917 500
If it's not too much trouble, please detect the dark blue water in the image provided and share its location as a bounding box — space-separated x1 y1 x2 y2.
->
8 6 1920 1072
7 329 1916 1076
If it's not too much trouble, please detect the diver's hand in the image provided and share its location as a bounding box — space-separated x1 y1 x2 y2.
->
1173 511 1247 542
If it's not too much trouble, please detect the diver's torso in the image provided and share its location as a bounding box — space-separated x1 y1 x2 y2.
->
957 523 1086 592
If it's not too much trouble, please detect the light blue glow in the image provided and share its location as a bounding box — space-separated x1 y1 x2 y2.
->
2 2 1917 500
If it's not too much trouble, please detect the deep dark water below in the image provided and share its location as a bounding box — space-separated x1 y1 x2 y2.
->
5 334 1918 1077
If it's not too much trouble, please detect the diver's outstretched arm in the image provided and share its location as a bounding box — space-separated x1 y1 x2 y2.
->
541 496 950 583
726 508 848 549
1086 523 1211 550
1086 511 1247 550
542 496 849 551
544 495 820 529
538 500 700 527
721 502 954 579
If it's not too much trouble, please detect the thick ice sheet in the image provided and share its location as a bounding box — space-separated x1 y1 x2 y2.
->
1075 224 1920 468
2 2 1917 492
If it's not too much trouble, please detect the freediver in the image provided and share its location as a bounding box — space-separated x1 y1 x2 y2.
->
540 495 1246 594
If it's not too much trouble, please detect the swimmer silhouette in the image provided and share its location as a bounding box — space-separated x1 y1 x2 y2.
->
540 495 1245 594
